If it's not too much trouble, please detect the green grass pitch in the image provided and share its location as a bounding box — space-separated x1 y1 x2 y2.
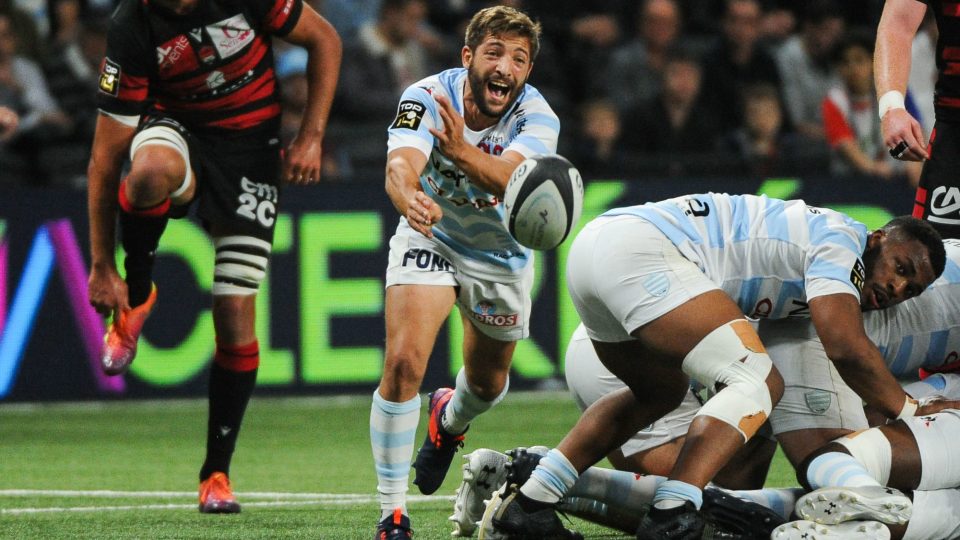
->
0 390 797 539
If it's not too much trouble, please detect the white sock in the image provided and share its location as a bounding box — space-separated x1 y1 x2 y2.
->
442 367 508 434
902 489 960 540
806 451 882 490
568 467 663 512
726 487 805 520
520 448 579 504
370 391 420 518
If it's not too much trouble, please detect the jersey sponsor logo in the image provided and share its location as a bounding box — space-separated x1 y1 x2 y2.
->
188 28 204 43
98 57 121 96
199 45 217 64
401 248 452 272
156 35 193 72
928 186 960 225
470 301 518 327
206 70 226 89
803 390 831 415
392 100 425 130
236 177 278 228
206 14 255 60
850 258 865 294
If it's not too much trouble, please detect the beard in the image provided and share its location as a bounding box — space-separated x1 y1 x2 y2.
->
467 67 521 119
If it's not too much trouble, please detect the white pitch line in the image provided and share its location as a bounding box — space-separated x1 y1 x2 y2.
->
0 491 453 515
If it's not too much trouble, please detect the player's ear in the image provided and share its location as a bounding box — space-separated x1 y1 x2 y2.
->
461 45 472 68
867 229 886 249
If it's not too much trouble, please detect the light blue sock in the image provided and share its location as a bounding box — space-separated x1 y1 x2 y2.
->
370 391 420 519
653 479 703 510
520 448 579 504
806 451 882 490
442 367 508 434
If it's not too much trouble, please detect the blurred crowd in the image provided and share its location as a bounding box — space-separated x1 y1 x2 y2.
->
0 0 937 187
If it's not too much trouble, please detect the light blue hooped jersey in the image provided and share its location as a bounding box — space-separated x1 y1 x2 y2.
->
603 193 868 320
866 240 960 376
386 68 560 275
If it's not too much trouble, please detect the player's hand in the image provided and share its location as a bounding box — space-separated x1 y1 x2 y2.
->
915 397 960 417
283 132 323 184
406 191 442 238
0 106 18 142
882 109 928 161
88 264 129 317
429 94 468 162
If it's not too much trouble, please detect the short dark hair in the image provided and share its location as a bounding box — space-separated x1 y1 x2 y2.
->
881 216 946 279
464 6 542 61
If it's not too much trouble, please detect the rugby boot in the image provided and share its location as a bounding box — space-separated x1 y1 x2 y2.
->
796 486 911 525
198 471 241 514
771 520 891 540
700 487 785 539
450 449 509 537
375 509 413 540
413 388 466 494
101 283 157 375
635 501 705 540
480 486 583 540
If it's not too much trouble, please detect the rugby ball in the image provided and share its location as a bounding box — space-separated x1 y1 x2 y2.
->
503 154 584 250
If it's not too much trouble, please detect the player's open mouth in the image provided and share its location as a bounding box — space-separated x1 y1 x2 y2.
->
872 286 886 309
487 80 511 103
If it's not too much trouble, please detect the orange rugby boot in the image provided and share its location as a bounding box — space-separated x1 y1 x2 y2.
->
199 472 241 514
101 284 157 376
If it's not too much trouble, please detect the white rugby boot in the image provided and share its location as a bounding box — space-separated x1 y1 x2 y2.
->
771 519 891 539
449 449 509 537
796 486 911 525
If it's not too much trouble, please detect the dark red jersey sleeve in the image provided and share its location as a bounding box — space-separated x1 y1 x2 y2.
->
96 5 152 117
249 0 302 36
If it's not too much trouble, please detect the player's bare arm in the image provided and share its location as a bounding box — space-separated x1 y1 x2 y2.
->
385 146 440 238
811 293 920 419
429 93 525 197
876 0 928 161
278 4 341 185
87 113 136 315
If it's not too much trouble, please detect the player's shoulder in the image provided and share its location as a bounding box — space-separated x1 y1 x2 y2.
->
512 83 557 117
108 0 145 26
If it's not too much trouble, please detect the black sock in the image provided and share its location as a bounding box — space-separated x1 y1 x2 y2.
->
200 363 258 481
119 208 167 307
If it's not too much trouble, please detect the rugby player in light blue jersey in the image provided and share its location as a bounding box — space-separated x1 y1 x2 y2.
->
484 193 951 540
368 6 562 539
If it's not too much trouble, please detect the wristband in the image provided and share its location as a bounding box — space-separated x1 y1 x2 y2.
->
879 90 906 120
896 395 919 420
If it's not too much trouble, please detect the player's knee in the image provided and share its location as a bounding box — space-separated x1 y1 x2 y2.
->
128 147 185 200
836 428 893 486
796 442 851 491
686 319 775 441
212 236 271 296
382 349 426 387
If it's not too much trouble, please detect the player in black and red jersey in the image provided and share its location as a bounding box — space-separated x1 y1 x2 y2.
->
877 0 960 238
85 0 341 513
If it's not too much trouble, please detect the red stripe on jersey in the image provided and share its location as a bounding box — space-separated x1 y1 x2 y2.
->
928 127 938 158
208 103 280 129
118 74 149 102
914 186 928 218
946 62 960 76
161 71 275 111
944 47 960 60
945 2 960 16
936 96 960 108
265 0 296 31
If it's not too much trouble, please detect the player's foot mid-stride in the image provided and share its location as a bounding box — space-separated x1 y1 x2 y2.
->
101 283 157 375
198 472 240 514
375 509 413 540
414 388 466 494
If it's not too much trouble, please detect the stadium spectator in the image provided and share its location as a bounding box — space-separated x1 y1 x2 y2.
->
43 14 108 186
823 29 920 184
600 0 681 114
0 0 45 61
716 83 805 178
621 49 724 176
485 197 944 539
86 0 341 515
333 0 442 122
0 10 70 184
876 0 960 239
46 0 85 48
700 0 782 133
774 0 844 143
369 6 559 539
562 98 629 180
319 0 381 39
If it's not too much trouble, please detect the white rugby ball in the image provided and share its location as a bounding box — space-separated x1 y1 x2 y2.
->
503 154 584 250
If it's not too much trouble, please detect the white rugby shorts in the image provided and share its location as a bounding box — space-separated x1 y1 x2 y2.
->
564 324 700 456
386 219 533 341
566 215 719 343
759 319 868 435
